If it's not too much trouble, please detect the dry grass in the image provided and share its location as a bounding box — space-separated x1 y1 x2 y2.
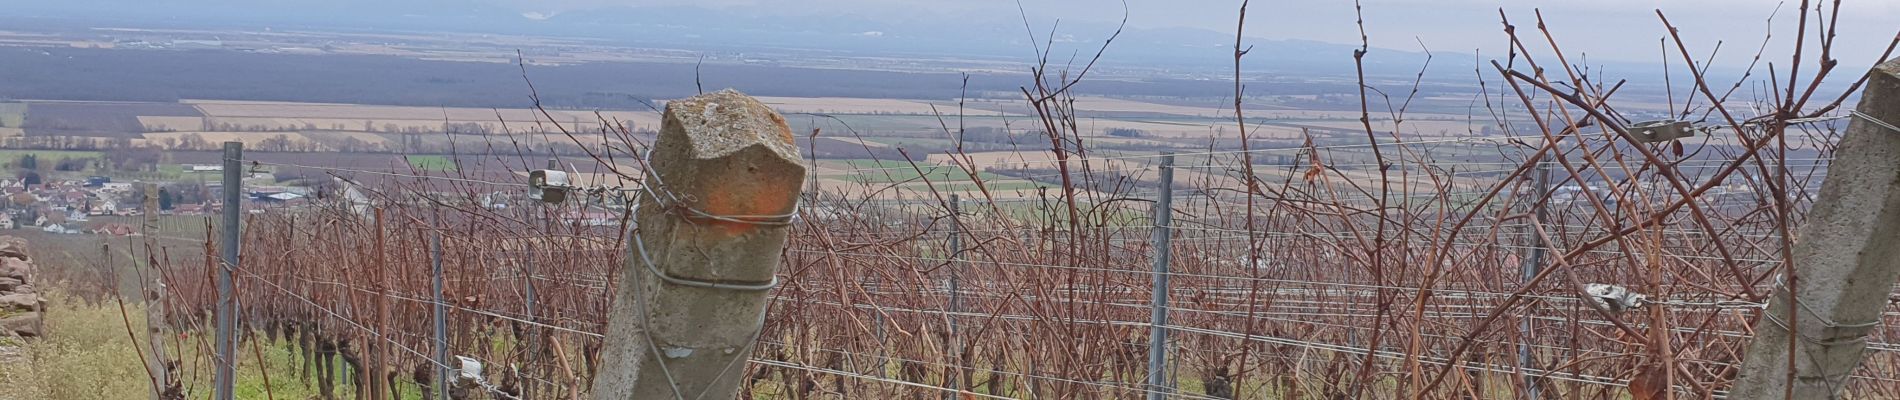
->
142 131 312 146
135 116 207 132
0 293 167 400
0 292 402 400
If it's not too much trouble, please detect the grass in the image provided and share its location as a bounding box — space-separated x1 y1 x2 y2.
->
0 103 24 128
828 159 910 169
0 149 104 163
158 164 190 176
0 292 426 400
405 155 458 172
106 166 188 181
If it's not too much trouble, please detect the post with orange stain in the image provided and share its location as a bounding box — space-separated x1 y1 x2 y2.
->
591 89 806 400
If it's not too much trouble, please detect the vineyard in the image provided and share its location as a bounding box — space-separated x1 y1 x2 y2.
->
22 5 1900 400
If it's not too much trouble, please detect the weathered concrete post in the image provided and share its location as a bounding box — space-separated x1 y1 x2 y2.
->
1733 59 1900 399
592 89 806 400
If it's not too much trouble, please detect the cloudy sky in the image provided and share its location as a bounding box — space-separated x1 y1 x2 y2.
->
11 0 1897 69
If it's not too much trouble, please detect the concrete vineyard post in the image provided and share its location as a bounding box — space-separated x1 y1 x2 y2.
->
1733 59 1900 399
591 90 806 400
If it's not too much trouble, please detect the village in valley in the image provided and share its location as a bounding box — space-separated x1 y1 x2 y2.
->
0 154 314 236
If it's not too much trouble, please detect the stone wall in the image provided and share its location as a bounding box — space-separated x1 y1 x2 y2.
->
0 236 43 339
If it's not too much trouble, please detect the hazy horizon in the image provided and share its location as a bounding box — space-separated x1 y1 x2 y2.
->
7 0 1896 74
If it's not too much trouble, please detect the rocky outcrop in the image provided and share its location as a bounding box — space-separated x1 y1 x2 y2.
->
0 236 42 339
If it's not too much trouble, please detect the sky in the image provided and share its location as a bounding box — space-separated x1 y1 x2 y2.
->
8 0 1897 72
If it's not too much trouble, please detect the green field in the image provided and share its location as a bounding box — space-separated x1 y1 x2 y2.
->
990 199 1150 227
828 159 911 169
405 155 457 172
846 166 1006 184
103 164 202 182
0 103 24 128
857 137 954 149
0 149 104 161
803 114 945 132
0 150 106 173
930 181 1049 192
827 159 1023 189
0 150 214 181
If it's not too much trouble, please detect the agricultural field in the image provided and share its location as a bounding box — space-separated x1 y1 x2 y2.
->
925 150 1149 172
1287 118 1479 136
140 131 316 148
404 155 457 172
9 99 669 153
754 96 991 115
793 112 1303 142
809 157 1119 201
132 116 205 131
0 149 103 162
186 100 663 133
22 102 200 138
818 159 1010 184
0 103 25 128
0 149 109 176
0 94 1475 161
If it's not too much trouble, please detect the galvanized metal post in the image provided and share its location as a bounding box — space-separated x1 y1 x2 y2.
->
432 232 449 400
948 194 961 316
369 211 391 400
1518 162 1548 399
871 273 887 379
523 243 538 400
213 141 242 400
542 158 558 231
946 193 963 395
142 183 173 400
525 244 538 328
1145 154 1176 400
529 158 555 400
